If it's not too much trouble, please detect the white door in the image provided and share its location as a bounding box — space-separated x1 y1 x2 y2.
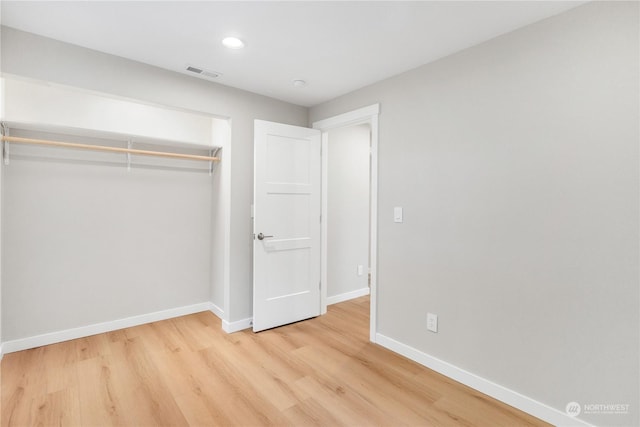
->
253 120 321 332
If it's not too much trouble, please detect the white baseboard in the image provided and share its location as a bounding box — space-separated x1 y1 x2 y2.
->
1 302 211 355
327 287 370 305
209 302 252 334
222 317 252 333
375 334 594 427
208 302 224 319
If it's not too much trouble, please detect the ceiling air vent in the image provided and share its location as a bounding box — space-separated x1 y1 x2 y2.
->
186 65 222 79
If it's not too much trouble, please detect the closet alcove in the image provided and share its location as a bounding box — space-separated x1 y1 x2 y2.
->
0 76 231 353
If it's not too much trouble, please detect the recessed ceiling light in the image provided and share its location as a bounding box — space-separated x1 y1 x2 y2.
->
222 37 245 49
292 79 307 88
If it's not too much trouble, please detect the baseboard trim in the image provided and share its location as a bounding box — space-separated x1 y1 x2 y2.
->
375 334 594 427
222 317 252 333
1 302 211 355
208 302 224 320
327 287 370 305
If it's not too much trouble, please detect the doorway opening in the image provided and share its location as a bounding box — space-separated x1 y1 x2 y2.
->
323 123 371 337
313 104 379 342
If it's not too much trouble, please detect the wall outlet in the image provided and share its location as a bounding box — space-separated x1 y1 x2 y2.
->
357 265 364 276
427 313 438 333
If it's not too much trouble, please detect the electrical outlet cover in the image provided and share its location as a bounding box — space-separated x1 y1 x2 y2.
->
427 313 438 333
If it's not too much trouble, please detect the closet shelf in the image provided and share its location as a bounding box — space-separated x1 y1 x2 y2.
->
1 135 221 162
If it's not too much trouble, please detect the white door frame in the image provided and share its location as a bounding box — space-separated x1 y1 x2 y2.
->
312 103 380 343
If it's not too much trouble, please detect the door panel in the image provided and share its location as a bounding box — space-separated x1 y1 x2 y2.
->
253 120 321 332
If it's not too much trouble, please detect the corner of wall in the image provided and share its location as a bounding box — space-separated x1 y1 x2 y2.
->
221 317 252 334
208 301 224 320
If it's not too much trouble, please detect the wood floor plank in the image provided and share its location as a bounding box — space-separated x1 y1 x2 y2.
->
1 296 552 427
293 374 403 426
110 336 190 426
282 396 346 427
75 333 112 361
40 342 79 395
196 344 291 426
150 350 235 426
1 348 48 427
26 388 81 427
76 353 133 426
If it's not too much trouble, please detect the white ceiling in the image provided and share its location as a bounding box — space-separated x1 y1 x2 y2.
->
1 1 585 107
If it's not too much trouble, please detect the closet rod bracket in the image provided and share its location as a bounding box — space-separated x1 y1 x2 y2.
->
1 123 9 166
210 147 221 176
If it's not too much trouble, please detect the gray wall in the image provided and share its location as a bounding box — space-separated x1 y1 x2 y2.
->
327 124 370 299
1 26 307 339
311 2 639 426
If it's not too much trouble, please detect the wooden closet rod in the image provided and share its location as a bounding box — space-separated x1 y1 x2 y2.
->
1 135 221 162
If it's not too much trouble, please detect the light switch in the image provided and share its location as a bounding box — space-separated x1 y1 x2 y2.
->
394 207 403 223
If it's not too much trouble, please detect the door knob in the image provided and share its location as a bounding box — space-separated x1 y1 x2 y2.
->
257 233 273 240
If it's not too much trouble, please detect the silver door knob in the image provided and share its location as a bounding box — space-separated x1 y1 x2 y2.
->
257 233 273 240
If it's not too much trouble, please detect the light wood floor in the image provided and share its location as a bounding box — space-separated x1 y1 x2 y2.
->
1 296 549 426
